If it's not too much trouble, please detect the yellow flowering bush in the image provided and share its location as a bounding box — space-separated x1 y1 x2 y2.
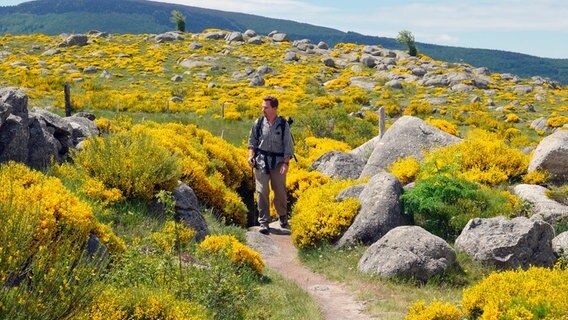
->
505 113 520 123
89 287 208 320
291 179 361 248
547 115 568 127
389 156 421 185
405 300 462 320
522 170 550 184
425 118 460 137
286 169 331 202
131 121 250 225
406 265 568 319
0 161 124 252
462 265 568 319
301 136 351 166
420 129 530 185
382 101 402 117
82 177 124 206
198 235 264 274
403 100 432 116
313 95 339 109
0 162 123 319
151 221 196 254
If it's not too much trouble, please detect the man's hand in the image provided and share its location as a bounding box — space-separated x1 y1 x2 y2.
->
248 156 256 167
279 162 289 175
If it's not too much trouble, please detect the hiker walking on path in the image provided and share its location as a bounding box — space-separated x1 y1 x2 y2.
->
247 95 294 235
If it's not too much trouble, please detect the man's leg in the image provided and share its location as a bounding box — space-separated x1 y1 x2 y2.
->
255 169 271 232
270 166 288 227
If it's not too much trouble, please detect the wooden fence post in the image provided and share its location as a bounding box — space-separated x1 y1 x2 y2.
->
378 106 386 138
64 83 72 116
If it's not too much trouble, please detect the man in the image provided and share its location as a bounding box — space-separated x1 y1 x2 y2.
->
247 95 294 234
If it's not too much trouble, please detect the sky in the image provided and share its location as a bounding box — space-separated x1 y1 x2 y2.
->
2 0 567 59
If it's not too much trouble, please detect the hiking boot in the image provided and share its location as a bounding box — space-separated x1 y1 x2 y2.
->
259 224 270 235
279 217 290 229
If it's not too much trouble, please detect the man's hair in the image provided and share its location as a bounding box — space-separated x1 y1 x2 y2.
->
263 95 279 108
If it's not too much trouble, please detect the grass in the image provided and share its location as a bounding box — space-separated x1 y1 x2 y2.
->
298 243 490 319
247 270 323 320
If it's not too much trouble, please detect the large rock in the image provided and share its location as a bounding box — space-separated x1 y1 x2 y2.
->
455 216 556 269
512 184 568 224
173 183 209 241
63 116 99 145
310 151 365 180
336 184 366 201
0 99 11 127
155 31 184 42
62 34 88 47
336 171 409 248
419 71 489 89
350 135 380 160
0 87 28 119
249 74 265 87
360 116 461 178
0 88 99 168
528 130 568 183
358 226 456 282
225 31 244 43
202 31 226 40
552 231 568 257
271 33 289 42
0 114 29 163
27 115 61 168
30 107 73 150
0 88 29 163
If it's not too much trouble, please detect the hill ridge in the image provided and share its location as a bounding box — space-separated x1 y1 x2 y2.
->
1 0 567 84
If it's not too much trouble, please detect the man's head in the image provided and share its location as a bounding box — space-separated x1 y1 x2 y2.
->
262 95 279 120
263 95 278 108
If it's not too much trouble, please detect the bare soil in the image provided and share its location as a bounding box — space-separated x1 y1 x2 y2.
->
247 222 376 320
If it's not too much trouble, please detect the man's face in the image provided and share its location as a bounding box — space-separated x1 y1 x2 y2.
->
262 100 276 118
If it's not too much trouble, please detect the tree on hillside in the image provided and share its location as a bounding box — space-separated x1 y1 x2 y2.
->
170 10 186 32
397 30 417 56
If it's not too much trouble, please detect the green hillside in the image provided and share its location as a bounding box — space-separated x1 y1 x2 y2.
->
1 0 567 84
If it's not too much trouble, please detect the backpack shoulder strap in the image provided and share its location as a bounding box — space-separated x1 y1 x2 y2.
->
254 116 264 141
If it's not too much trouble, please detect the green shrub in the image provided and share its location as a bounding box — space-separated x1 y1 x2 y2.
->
401 175 520 241
72 131 181 202
178 251 260 320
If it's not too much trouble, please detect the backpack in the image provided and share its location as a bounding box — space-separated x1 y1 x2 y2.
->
254 116 297 162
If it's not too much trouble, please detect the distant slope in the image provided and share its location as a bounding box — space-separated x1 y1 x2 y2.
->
1 0 567 84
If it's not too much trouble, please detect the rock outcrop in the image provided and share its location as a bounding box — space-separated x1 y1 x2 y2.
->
310 151 365 180
513 184 568 224
0 87 98 168
336 171 409 248
528 130 568 183
455 216 556 269
360 116 461 178
358 226 456 282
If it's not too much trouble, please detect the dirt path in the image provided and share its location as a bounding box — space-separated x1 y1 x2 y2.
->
247 222 375 320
